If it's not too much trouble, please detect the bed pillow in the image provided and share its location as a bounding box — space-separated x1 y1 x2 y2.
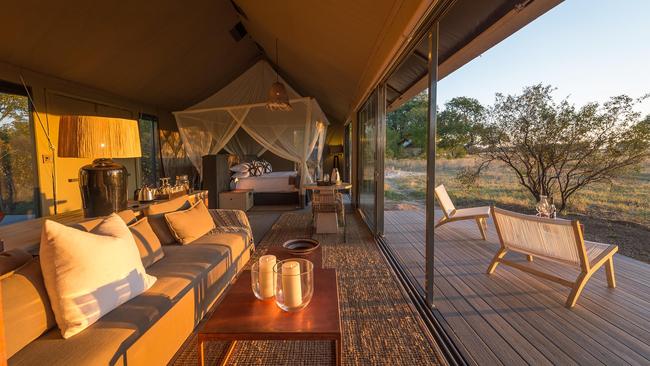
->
232 171 250 179
249 161 264 176
39 213 157 339
229 162 250 173
259 159 272 174
164 200 216 244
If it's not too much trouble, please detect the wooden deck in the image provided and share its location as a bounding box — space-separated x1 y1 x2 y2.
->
384 209 650 366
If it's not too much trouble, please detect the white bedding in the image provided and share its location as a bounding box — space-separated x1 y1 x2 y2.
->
235 171 298 192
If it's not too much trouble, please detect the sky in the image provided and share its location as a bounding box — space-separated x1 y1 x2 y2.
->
437 0 650 116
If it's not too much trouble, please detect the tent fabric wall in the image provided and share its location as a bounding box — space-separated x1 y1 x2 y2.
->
173 60 329 190
0 61 166 216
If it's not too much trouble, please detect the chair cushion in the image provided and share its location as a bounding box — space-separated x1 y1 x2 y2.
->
164 200 215 245
40 213 157 338
2 258 56 358
9 236 251 366
129 217 165 268
144 195 191 245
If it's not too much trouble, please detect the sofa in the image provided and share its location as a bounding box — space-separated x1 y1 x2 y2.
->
1 196 254 365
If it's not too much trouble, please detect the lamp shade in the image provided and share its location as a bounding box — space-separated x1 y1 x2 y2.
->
266 82 293 111
57 116 142 158
328 145 344 154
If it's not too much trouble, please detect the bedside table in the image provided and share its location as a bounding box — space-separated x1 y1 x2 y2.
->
219 189 253 211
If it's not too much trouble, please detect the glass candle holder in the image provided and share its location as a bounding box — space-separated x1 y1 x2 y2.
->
274 259 314 312
251 255 277 300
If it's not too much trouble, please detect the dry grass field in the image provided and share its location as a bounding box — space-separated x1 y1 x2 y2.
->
385 157 650 262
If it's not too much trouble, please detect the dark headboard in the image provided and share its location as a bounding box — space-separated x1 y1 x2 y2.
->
259 151 295 171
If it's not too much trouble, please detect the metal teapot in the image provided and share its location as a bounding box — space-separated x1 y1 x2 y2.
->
135 185 156 202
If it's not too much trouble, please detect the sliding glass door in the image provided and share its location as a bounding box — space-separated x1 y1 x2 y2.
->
357 90 379 232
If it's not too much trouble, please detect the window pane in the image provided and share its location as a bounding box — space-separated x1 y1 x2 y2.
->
358 91 378 229
138 116 159 186
0 90 37 225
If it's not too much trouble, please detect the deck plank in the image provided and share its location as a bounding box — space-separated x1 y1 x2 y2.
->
440 227 644 365
383 209 650 366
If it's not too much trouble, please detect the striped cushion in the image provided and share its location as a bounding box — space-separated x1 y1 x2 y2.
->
209 209 254 247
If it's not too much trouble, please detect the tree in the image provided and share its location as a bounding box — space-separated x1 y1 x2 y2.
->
437 97 486 158
386 91 427 158
461 84 650 212
0 93 34 213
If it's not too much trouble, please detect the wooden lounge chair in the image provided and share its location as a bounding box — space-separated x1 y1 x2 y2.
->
488 206 618 308
434 184 490 240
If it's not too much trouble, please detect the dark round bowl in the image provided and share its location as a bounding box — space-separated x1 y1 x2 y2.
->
282 239 320 255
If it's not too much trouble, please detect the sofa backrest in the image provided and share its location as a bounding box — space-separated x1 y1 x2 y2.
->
72 209 137 232
1 250 55 359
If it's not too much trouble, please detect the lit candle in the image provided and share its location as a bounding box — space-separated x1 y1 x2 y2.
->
281 261 303 308
258 255 276 298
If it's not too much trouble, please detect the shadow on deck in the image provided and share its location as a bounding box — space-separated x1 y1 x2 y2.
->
384 209 650 366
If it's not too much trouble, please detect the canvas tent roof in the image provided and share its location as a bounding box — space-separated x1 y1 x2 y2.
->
0 0 560 124
173 60 328 188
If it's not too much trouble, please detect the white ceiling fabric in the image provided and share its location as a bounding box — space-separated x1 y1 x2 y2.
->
173 60 329 190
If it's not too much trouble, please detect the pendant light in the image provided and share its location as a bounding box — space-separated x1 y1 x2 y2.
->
266 39 293 111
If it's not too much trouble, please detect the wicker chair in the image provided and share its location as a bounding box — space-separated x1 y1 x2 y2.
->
489 206 618 308
312 190 344 230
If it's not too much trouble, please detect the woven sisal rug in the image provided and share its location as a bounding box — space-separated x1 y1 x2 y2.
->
172 212 443 365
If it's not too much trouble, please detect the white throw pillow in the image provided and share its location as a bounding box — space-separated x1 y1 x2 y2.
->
229 162 250 173
232 171 250 179
39 213 157 338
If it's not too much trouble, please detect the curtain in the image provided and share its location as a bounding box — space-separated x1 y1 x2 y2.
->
223 128 267 160
173 60 330 190
174 107 249 177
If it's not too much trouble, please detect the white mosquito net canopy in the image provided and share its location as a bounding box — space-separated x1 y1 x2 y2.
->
173 60 329 191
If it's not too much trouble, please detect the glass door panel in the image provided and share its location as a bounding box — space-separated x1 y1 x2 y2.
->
358 90 378 230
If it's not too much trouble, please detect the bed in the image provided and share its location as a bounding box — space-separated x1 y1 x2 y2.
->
235 171 298 192
235 171 305 206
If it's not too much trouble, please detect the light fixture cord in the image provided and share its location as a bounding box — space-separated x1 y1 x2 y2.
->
275 38 279 82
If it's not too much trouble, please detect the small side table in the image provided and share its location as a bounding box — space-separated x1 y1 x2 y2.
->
219 189 253 211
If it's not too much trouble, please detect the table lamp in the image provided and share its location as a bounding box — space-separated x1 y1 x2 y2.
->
57 115 141 217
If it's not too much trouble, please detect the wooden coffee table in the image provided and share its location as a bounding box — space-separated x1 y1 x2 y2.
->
197 262 341 365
